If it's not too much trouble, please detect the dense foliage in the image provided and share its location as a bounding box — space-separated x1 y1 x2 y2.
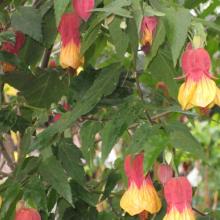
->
0 0 220 219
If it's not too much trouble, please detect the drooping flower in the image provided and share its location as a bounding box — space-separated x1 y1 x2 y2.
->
140 16 158 53
1 31 25 72
163 177 195 220
120 154 161 216
178 44 220 110
58 13 84 70
72 0 95 21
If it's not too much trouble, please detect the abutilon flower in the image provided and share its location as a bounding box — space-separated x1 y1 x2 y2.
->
120 154 161 216
140 16 158 53
72 0 95 21
58 13 84 70
178 44 220 110
163 177 195 220
1 31 25 72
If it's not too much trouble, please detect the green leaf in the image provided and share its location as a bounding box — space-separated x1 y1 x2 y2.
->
18 36 44 66
127 18 139 64
149 49 179 99
0 182 22 220
101 98 144 160
70 181 99 206
81 25 100 55
0 51 20 66
39 156 73 205
184 0 207 8
163 7 191 66
102 171 121 200
29 64 122 152
165 122 205 159
58 139 86 185
144 20 166 69
109 17 129 57
127 123 167 171
11 6 42 42
143 5 165 17
80 121 103 165
42 8 57 48
54 0 71 27
23 176 47 211
0 31 15 44
92 0 132 18
2 68 69 108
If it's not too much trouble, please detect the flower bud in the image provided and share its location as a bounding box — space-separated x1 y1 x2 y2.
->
157 164 173 185
15 208 41 220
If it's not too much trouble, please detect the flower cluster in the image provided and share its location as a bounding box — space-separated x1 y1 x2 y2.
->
120 154 195 220
58 0 94 72
178 43 220 110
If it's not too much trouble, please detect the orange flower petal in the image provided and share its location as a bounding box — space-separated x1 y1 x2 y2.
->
191 77 216 108
60 42 84 69
178 80 196 110
163 207 195 220
120 183 161 216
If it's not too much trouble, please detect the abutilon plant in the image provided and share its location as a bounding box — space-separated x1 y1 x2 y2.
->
1 31 25 72
163 177 195 220
120 153 161 216
178 43 220 110
58 13 84 70
72 0 95 21
140 16 158 53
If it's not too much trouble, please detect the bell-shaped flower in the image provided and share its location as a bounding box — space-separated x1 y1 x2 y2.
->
163 177 195 220
58 13 84 70
72 0 95 21
140 16 158 53
120 153 161 216
178 44 220 110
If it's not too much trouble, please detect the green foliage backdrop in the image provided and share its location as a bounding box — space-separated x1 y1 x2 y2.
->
0 0 220 219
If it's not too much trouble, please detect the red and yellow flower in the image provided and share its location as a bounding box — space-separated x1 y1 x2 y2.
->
178 44 220 110
72 0 95 22
1 31 25 72
120 153 161 216
58 13 84 71
163 177 195 220
140 16 158 53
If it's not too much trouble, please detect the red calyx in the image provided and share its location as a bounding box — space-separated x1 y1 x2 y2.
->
15 208 41 220
72 0 95 21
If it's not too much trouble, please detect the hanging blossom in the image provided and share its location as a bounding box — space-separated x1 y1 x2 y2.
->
58 13 84 71
178 43 220 110
1 31 25 72
140 16 158 53
163 177 195 220
120 153 161 216
72 0 95 21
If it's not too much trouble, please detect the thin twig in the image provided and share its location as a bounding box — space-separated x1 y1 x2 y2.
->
151 111 171 121
192 207 207 217
41 46 53 68
135 72 154 125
